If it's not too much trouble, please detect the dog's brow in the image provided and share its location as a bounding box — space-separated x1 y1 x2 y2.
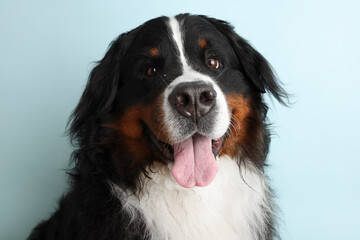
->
149 47 159 57
198 38 208 49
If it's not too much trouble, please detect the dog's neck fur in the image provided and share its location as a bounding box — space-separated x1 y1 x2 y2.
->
112 155 273 240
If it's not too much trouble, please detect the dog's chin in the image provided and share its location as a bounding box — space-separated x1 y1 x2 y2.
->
142 122 225 162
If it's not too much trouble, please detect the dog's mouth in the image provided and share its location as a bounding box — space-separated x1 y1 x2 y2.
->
143 123 224 161
143 122 224 188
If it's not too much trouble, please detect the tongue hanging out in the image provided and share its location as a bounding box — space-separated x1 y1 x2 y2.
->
171 134 218 188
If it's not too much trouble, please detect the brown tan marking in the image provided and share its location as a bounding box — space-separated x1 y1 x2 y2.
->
106 95 170 162
102 95 171 189
220 94 265 165
150 47 159 57
198 38 207 49
220 95 251 158
220 94 267 168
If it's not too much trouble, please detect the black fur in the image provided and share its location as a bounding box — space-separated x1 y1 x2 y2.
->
28 14 287 240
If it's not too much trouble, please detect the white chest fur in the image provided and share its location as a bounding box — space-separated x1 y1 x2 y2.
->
118 155 271 240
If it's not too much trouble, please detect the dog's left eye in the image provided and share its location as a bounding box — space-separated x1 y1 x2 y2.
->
146 66 158 77
206 58 220 69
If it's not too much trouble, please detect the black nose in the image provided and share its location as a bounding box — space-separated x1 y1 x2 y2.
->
168 81 217 123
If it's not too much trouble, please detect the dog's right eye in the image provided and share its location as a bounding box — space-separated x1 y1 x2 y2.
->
146 66 158 77
206 58 220 69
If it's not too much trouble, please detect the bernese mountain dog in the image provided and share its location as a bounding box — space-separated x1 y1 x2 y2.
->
28 14 287 240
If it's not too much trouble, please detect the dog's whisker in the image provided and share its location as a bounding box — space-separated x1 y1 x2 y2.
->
214 68 227 82
31 14 286 240
159 74 168 86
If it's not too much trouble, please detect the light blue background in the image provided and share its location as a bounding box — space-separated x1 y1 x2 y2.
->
1 0 359 239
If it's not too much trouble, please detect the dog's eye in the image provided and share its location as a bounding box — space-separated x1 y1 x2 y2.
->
146 66 158 77
206 58 220 69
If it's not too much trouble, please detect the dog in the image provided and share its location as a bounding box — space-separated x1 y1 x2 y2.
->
28 13 287 240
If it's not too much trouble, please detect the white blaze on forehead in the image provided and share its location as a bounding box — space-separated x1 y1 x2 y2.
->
168 17 191 71
165 17 231 142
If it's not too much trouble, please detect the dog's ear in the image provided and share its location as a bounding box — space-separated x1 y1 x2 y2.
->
68 32 134 142
201 16 288 105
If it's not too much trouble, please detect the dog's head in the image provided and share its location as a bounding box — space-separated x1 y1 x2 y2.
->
69 14 287 189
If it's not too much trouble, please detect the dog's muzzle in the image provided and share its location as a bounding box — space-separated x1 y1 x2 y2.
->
162 80 225 188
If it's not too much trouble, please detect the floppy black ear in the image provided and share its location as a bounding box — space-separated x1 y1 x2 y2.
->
68 32 133 142
201 16 288 105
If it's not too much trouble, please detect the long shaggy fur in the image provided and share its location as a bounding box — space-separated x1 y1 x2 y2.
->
28 14 287 240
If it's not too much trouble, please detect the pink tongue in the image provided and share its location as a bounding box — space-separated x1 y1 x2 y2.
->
171 135 218 188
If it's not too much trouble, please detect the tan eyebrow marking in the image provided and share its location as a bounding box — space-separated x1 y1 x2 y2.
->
198 38 207 49
150 47 159 57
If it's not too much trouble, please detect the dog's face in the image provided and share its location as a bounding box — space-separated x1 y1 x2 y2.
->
70 14 287 189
